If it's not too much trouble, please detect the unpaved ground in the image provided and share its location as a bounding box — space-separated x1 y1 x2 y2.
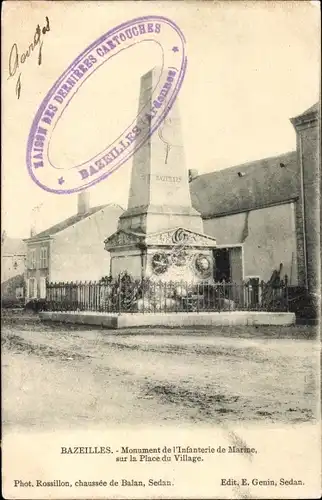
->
2 312 319 430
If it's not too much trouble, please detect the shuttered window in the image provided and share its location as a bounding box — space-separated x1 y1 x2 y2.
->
39 277 46 299
28 278 37 298
29 249 36 269
40 247 48 268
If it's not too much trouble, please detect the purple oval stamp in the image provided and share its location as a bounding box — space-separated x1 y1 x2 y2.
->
26 15 187 194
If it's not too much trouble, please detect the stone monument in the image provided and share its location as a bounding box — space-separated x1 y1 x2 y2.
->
105 67 217 282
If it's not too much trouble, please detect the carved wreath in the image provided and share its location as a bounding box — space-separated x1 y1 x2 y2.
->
194 254 212 278
151 252 169 275
171 249 188 267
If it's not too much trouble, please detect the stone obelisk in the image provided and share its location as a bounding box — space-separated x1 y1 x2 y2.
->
105 68 217 282
117 67 204 234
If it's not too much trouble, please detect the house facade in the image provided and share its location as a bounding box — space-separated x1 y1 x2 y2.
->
1 234 26 302
24 193 124 300
190 103 320 292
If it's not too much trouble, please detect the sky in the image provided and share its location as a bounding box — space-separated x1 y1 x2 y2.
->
2 1 320 238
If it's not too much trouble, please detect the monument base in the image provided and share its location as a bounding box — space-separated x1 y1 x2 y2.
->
39 311 296 329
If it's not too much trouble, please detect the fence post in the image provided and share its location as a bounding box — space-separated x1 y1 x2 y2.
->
118 276 121 314
153 280 156 313
217 283 221 312
74 281 78 310
261 280 265 309
142 277 145 314
105 282 108 313
284 274 289 311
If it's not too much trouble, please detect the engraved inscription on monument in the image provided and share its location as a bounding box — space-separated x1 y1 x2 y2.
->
140 174 182 183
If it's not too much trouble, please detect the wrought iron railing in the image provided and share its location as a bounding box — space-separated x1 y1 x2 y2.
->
46 275 289 313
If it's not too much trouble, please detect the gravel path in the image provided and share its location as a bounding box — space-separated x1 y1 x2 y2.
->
2 315 319 430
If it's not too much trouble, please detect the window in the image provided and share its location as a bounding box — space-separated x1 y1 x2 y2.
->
29 249 36 269
39 277 46 299
40 247 48 268
28 278 37 298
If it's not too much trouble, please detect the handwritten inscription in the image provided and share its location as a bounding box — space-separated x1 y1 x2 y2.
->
8 16 50 99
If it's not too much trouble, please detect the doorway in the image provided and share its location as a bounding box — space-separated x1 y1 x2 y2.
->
213 249 231 282
246 277 260 306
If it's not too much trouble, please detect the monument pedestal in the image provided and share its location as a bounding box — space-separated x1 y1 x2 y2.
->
105 226 217 283
118 204 204 234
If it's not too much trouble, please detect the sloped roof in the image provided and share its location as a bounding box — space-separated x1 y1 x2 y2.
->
295 102 319 118
290 102 320 127
190 151 299 218
26 204 124 241
2 237 26 255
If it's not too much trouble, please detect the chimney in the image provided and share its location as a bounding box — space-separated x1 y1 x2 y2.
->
188 169 199 182
77 191 90 215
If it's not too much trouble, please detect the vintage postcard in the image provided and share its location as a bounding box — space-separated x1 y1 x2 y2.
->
2 1 321 499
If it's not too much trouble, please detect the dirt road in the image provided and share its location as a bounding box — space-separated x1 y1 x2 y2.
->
2 313 319 429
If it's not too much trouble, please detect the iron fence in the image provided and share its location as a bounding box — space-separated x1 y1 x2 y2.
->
46 275 289 313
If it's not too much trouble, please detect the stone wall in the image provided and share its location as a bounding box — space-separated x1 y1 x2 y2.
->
291 105 320 294
203 202 298 284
